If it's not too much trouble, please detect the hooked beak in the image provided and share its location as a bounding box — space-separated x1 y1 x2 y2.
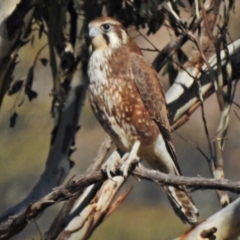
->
89 27 100 38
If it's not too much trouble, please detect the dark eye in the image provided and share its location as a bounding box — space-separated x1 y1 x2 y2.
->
101 23 111 31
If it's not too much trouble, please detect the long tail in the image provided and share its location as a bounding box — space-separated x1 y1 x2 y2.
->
163 185 198 225
163 140 199 225
151 132 199 225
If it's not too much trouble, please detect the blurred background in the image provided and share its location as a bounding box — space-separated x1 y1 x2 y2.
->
1 1 240 239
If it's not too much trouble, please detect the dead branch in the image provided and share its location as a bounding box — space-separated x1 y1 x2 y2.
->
43 136 112 240
1 162 240 239
56 176 126 240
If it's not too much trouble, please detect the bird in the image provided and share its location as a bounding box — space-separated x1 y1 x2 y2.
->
87 16 198 225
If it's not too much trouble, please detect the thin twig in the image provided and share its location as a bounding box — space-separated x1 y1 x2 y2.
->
234 110 240 121
197 76 214 158
174 131 211 163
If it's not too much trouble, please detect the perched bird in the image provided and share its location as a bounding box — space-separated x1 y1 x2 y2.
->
87 16 198 225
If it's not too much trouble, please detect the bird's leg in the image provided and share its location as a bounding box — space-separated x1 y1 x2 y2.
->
121 140 141 177
102 150 123 179
102 141 140 179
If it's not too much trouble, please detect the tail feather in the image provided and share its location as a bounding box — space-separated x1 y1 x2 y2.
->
149 133 199 224
164 185 199 225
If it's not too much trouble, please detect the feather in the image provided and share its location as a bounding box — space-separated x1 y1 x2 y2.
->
87 16 199 225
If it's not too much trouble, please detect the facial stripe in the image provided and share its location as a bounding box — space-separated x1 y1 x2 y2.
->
89 19 129 50
102 33 110 45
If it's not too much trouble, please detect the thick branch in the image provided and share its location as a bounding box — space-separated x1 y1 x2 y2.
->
1 164 240 239
0 0 89 226
166 39 240 123
43 136 112 240
174 197 240 240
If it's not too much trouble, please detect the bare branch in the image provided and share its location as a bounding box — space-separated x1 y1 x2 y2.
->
43 136 112 240
1 162 240 239
56 176 125 240
166 34 240 125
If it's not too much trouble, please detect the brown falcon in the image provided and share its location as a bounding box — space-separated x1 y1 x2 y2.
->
87 16 198 225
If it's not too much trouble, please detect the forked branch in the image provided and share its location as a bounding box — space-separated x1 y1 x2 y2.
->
1 160 240 239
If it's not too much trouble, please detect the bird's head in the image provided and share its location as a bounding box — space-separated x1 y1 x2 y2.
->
88 17 129 51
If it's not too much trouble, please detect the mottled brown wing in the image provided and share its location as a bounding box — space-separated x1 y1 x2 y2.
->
129 53 181 173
